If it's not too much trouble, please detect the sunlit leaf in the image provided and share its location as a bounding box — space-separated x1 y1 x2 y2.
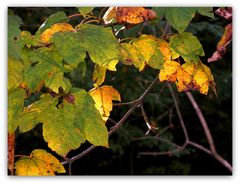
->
15 149 65 176
8 88 26 133
8 58 25 91
159 60 180 82
93 64 107 87
40 23 74 44
116 7 156 25
120 43 145 71
36 11 68 34
89 85 121 121
52 24 120 71
18 88 108 156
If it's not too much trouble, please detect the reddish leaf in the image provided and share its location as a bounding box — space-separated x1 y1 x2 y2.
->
8 133 15 175
215 7 232 20
208 23 232 63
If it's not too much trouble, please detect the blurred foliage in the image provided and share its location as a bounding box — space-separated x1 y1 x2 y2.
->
11 7 232 175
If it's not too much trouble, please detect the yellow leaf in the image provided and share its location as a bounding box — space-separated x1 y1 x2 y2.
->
157 38 172 61
176 64 194 92
175 62 215 95
133 35 158 62
15 149 65 176
40 23 74 44
116 7 156 25
93 64 107 87
159 60 180 82
89 85 121 121
120 43 145 71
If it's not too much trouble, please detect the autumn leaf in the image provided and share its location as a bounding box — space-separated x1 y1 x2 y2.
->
89 85 121 121
103 7 156 26
18 88 108 156
159 60 181 82
120 34 168 70
93 64 107 87
160 61 215 95
120 43 145 71
208 23 232 63
169 32 205 63
176 62 215 95
40 23 74 44
15 149 65 176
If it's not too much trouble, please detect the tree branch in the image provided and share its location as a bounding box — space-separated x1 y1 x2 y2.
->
167 83 189 141
62 75 160 165
185 92 216 153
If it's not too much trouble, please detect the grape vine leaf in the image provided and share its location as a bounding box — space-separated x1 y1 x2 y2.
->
52 24 120 71
89 85 121 121
18 88 108 156
36 11 68 35
15 149 65 176
169 32 205 63
8 58 25 91
8 88 26 133
78 7 94 17
93 64 107 87
24 48 71 93
8 15 23 60
40 23 74 44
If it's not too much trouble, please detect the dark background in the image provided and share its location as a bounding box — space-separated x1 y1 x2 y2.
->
10 7 232 175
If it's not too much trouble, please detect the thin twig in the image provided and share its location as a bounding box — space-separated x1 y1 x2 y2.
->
167 83 189 141
62 75 160 165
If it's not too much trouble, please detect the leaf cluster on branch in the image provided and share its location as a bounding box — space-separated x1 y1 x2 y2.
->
8 7 232 175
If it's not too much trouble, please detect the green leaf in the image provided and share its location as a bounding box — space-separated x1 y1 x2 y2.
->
195 7 214 18
148 49 164 69
78 7 94 17
52 24 120 71
8 58 25 91
8 15 24 59
8 88 26 133
19 88 108 156
36 11 68 35
15 149 65 176
164 8 196 33
24 48 71 93
152 7 214 33
169 32 205 63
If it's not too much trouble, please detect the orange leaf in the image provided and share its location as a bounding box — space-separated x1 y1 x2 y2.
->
103 7 156 25
159 60 180 82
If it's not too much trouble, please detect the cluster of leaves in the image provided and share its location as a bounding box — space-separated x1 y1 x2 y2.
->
8 7 223 175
